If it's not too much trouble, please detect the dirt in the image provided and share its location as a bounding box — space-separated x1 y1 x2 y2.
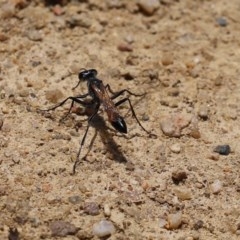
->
0 0 240 239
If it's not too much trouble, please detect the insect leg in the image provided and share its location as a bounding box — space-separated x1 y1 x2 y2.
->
115 97 155 137
105 84 145 99
42 93 89 111
72 103 100 174
42 94 91 121
59 96 93 122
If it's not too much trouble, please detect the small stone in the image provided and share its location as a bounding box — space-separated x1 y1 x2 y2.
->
45 89 64 103
110 209 125 229
214 145 231 155
207 153 220 161
193 220 204 230
68 195 81 204
1 2 15 18
174 187 192 200
138 0 160 15
0 117 3 130
162 54 174 66
92 220 115 237
8 228 19 240
67 14 92 28
170 143 181 153
77 230 93 239
210 180 222 194
172 171 187 184
1 122 11 132
52 4 65 16
104 204 111 217
189 127 201 139
198 106 209 120
159 218 167 228
83 202 100 216
0 33 8 41
217 17 228 27
214 75 223 86
160 114 191 137
125 161 135 171
50 221 78 237
26 30 43 41
117 43 133 52
19 89 29 97
166 212 182 229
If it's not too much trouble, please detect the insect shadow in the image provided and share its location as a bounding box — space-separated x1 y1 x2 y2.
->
83 113 128 165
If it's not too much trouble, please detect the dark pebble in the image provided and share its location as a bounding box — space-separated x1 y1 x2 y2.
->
49 221 78 237
217 17 228 27
172 170 187 184
83 202 100 216
8 228 19 240
193 220 204 230
214 145 231 155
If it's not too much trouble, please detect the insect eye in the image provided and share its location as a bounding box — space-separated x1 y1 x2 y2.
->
91 69 98 76
79 69 97 80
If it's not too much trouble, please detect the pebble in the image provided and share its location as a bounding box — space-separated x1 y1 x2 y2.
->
172 170 187 184
110 209 125 229
1 2 15 18
125 161 135 171
103 204 111 217
92 220 115 237
198 106 209 120
193 220 204 230
166 212 182 229
117 43 133 52
68 195 81 204
170 143 181 153
0 33 8 42
160 114 191 137
159 218 167 228
83 202 100 216
121 70 138 81
138 0 160 15
217 17 228 27
26 30 43 41
67 14 92 28
207 153 220 161
0 117 3 130
49 221 78 237
19 89 29 97
174 187 192 200
52 4 65 16
161 54 174 66
45 89 64 103
8 228 19 240
214 145 231 155
189 127 201 139
1 122 11 132
210 179 222 194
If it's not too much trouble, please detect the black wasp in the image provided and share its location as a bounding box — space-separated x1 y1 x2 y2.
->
44 69 155 174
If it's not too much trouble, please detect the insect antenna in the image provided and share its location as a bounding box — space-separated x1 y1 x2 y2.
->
72 68 87 90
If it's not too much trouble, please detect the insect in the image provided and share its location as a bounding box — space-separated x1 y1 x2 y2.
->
44 69 154 174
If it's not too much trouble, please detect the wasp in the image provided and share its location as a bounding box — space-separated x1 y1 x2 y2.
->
44 69 154 174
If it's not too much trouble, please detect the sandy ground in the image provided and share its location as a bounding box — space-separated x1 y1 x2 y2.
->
0 0 240 239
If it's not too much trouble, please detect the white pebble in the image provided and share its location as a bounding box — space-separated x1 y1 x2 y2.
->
138 0 160 15
167 212 182 229
170 143 181 153
103 204 111 217
210 180 222 194
92 220 115 237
